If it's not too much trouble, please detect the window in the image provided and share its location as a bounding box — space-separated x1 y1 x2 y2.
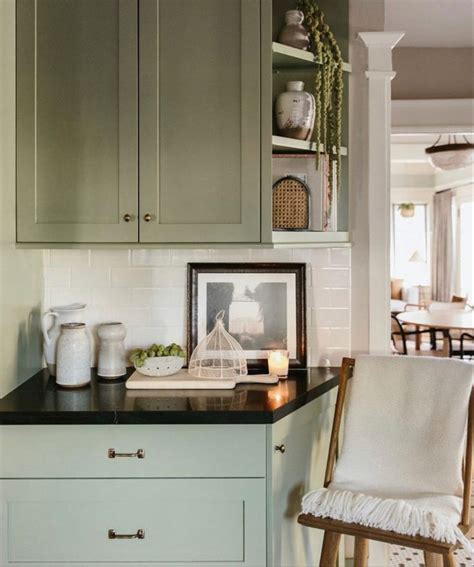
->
391 204 429 286
456 199 473 302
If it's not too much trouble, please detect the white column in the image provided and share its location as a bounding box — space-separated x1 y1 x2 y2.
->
359 32 404 355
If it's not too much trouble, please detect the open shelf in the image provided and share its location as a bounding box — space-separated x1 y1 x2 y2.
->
272 42 352 73
272 230 350 246
272 135 348 155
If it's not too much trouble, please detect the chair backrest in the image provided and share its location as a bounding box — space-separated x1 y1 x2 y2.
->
326 357 473 527
390 315 407 354
429 301 466 311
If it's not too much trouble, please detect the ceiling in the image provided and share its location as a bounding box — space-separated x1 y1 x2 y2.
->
385 0 474 48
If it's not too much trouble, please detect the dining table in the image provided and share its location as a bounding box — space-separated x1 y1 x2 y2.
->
397 309 474 357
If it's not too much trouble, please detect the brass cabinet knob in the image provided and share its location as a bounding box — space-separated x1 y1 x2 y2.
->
143 213 152 222
275 444 286 454
123 213 133 222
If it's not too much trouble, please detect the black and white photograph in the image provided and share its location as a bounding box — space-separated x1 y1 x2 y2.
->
187 263 306 368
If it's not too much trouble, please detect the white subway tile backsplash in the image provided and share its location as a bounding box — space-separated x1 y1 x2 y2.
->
314 308 350 327
131 287 186 309
71 267 110 288
292 249 312 263
45 247 352 366
330 328 351 347
48 287 91 308
171 249 210 265
130 327 187 349
210 249 251 262
50 249 90 267
131 249 171 267
330 248 351 266
91 249 130 267
310 248 331 267
313 267 350 288
151 307 186 327
315 348 350 368
111 268 154 288
249 248 292 262
150 267 187 287
330 288 351 308
311 288 332 308
44 266 70 287
91 288 131 306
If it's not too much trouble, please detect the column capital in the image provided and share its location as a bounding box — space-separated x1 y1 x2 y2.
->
358 31 405 73
358 32 405 50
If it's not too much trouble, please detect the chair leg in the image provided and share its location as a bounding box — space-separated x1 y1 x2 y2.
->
442 551 456 567
423 551 443 567
319 530 340 567
354 536 369 567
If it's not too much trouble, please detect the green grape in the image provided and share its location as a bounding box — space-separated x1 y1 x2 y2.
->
147 348 156 357
163 347 170 356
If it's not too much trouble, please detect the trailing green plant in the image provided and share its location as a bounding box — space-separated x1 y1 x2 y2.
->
297 0 343 204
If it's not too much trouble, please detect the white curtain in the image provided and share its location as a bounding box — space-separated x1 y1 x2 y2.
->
431 190 454 301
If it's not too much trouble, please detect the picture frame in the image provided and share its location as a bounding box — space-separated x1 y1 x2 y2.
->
187 263 306 370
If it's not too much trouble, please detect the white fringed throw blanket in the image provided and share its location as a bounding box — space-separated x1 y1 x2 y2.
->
302 355 473 549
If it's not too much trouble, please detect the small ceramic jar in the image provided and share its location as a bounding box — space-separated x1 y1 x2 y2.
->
97 322 127 378
56 323 91 388
278 10 310 51
275 81 315 141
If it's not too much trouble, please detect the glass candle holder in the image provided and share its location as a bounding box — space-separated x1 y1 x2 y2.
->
268 350 289 379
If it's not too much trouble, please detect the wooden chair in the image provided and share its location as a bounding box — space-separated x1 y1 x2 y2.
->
391 314 439 355
298 357 473 567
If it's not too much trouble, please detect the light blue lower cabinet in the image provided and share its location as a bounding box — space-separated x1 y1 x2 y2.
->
0 392 337 566
0 478 266 566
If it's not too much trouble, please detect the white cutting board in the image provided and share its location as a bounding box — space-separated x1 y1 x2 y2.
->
126 370 279 390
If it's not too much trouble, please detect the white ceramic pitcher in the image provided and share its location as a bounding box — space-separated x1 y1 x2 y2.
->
41 303 87 375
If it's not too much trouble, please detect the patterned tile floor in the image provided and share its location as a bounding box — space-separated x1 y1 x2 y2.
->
389 542 474 566
389 498 474 566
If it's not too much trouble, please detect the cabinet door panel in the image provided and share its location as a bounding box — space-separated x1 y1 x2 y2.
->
0 479 266 566
140 0 261 243
16 0 138 243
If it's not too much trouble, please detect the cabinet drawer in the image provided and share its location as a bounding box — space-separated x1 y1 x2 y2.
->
0 425 265 478
0 478 266 566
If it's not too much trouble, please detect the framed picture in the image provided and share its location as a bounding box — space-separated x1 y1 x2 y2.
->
187 263 306 370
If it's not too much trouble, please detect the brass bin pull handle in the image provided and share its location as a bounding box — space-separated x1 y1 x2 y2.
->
108 529 145 540
108 448 145 459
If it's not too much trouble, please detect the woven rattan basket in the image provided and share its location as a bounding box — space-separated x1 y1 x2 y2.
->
272 176 310 230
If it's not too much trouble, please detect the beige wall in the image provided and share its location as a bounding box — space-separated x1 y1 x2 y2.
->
392 47 474 100
0 0 43 398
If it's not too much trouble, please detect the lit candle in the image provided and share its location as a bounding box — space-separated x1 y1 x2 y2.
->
268 350 289 379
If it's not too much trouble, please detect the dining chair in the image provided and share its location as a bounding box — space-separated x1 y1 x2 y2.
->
460 333 474 360
391 314 439 355
298 356 473 567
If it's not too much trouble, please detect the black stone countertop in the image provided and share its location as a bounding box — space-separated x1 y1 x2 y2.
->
0 367 339 425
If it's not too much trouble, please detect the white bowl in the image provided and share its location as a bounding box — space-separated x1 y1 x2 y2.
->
134 356 185 377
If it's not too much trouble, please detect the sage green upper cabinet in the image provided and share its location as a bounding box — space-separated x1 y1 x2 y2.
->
139 0 261 244
16 0 138 243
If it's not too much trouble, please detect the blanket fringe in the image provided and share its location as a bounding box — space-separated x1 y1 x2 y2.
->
302 488 472 552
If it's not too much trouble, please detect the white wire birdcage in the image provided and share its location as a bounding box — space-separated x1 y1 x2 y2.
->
188 310 248 379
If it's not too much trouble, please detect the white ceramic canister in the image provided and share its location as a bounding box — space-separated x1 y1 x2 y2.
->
41 303 87 375
278 10 310 51
275 81 315 141
56 323 91 388
97 322 127 378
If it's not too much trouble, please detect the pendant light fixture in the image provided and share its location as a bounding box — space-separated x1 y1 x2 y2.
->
425 134 474 171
